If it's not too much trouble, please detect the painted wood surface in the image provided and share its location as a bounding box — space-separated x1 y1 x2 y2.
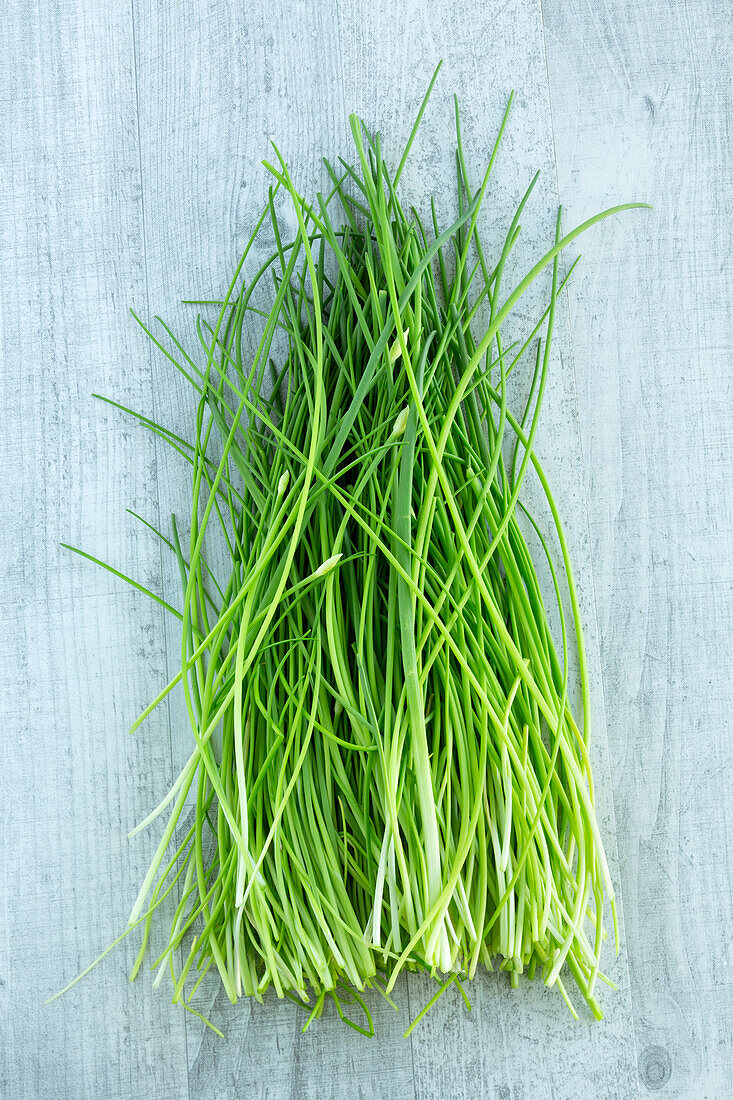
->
0 3 190 1098
1 0 729 1096
541 2 733 1096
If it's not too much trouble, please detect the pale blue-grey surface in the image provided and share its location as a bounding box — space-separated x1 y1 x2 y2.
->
1 1 731 1097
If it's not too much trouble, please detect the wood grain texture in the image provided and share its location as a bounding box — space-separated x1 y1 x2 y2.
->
1 0 729 1096
0 2 189 1098
540 1 733 1095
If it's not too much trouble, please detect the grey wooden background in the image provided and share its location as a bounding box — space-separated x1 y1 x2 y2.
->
1 0 731 1097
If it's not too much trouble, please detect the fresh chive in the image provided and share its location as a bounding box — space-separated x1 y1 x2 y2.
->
58 65 648 1035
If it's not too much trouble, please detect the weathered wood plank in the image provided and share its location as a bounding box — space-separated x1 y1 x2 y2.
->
6 0 729 1095
540 0 733 1094
130 1 416 1095
336 1 638 1096
0 2 189 1098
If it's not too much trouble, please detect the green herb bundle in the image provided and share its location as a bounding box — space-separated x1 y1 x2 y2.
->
59 68 646 1036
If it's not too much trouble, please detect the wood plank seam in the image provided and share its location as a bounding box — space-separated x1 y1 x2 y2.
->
129 0 191 1083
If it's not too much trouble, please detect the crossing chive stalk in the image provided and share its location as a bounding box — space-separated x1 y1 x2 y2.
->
51 65 648 1036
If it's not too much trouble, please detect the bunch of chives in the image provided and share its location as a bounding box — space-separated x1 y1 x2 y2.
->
58 66 647 1036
